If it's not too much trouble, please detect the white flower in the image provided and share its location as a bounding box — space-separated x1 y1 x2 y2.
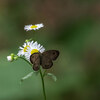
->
17 41 33 56
24 41 45 61
17 40 45 61
24 23 44 31
7 56 13 62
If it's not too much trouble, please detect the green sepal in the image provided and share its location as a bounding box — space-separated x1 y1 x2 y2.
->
20 71 39 83
20 72 33 83
46 73 57 82
25 38 32 42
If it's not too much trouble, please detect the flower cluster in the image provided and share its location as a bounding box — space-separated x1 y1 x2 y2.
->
7 23 45 62
7 53 18 62
7 40 45 62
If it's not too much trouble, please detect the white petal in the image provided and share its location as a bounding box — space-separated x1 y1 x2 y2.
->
19 47 23 49
7 56 13 61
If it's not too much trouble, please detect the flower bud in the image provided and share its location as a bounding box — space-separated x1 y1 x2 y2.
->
25 39 32 43
11 53 14 58
7 56 13 62
14 56 18 60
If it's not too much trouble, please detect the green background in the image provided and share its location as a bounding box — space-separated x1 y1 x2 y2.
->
0 0 100 100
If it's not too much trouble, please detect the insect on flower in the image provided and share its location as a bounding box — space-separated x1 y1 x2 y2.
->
30 50 59 71
21 40 59 71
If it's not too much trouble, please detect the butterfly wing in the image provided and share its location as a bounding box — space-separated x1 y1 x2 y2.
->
30 53 40 71
41 50 59 69
41 56 53 69
42 50 59 60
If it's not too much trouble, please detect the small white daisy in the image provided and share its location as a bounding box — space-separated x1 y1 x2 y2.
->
24 23 44 31
7 56 13 62
24 41 45 61
17 41 33 56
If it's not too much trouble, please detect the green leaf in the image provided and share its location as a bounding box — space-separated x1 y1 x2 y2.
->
47 73 57 82
20 72 33 83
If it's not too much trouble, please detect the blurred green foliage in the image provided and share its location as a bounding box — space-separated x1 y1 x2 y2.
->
0 0 100 100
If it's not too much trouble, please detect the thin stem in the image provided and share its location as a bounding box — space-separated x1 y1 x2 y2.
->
43 70 47 77
19 57 46 100
19 57 32 66
39 69 46 100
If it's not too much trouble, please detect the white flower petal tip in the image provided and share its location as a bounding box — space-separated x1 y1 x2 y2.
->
7 56 13 62
24 23 44 31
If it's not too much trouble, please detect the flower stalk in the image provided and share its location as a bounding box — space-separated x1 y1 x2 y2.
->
19 56 46 100
7 23 59 100
39 69 46 100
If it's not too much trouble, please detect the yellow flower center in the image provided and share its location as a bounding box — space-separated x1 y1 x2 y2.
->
31 49 39 54
30 25 37 29
23 45 30 52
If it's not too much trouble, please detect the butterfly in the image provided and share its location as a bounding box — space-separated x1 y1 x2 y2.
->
30 50 59 71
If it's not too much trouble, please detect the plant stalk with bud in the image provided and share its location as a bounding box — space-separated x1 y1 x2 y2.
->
7 23 59 100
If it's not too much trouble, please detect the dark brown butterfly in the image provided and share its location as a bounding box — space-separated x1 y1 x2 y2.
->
30 50 59 71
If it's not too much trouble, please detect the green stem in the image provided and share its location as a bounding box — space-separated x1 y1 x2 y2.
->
19 57 46 100
19 57 32 66
43 70 47 77
39 69 46 100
